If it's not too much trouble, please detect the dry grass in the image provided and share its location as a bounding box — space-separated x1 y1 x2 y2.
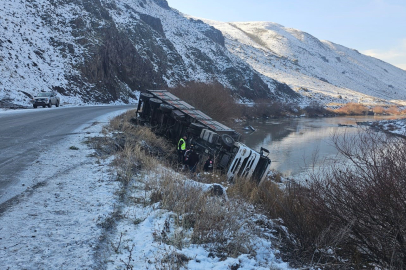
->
106 110 175 186
146 171 254 257
106 109 138 132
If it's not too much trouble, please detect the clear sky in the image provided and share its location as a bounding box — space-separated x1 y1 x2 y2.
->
166 0 406 70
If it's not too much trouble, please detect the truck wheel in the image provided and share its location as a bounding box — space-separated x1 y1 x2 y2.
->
160 104 174 113
149 98 162 107
140 93 153 99
56 101 59 107
48 102 52 108
33 105 37 108
188 123 205 135
220 134 234 147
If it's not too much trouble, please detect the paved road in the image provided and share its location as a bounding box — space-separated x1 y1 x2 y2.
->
0 105 133 204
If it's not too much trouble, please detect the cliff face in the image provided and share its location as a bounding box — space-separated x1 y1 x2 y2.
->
0 0 297 105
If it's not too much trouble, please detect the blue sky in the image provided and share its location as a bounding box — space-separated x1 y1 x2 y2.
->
166 0 406 70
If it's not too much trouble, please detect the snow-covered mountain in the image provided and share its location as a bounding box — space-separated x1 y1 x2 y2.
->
0 0 296 107
204 20 406 106
1 0 405 107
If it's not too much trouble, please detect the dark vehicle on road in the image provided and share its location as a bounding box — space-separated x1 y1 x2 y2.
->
135 90 271 183
32 91 60 108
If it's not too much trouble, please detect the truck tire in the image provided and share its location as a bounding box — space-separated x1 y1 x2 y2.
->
188 123 205 135
140 93 153 100
149 98 162 110
171 110 185 120
160 104 174 113
220 134 234 147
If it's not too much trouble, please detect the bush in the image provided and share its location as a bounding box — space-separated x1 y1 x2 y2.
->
308 130 406 268
385 105 400 115
335 103 368 115
230 130 406 268
303 101 327 117
372 106 385 114
168 82 242 123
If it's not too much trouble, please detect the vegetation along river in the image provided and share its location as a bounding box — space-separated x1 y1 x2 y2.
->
234 115 405 180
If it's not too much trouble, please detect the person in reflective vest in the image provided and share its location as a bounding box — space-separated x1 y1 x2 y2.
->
177 135 187 163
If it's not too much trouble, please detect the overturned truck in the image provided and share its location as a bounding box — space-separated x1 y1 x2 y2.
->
135 90 271 183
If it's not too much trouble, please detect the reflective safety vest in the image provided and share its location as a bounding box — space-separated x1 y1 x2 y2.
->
178 138 186 150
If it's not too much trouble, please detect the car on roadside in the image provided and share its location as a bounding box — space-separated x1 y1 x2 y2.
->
32 91 60 108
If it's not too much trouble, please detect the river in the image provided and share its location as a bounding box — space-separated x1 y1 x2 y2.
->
234 115 404 179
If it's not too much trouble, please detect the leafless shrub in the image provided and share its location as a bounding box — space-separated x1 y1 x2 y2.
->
120 244 135 270
303 101 328 117
169 82 242 124
251 131 406 268
227 176 353 266
243 100 302 118
308 130 406 268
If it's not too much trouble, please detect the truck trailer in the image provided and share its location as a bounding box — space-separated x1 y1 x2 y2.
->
135 90 271 183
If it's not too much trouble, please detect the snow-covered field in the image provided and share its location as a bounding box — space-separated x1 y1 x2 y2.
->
0 109 290 270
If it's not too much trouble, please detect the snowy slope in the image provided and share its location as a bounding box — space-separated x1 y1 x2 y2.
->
0 0 294 107
0 0 86 105
1 0 405 107
205 20 406 106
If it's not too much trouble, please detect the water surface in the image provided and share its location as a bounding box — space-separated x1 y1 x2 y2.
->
234 115 404 179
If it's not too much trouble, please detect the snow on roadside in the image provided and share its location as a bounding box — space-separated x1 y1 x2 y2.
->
105 170 290 270
0 109 128 269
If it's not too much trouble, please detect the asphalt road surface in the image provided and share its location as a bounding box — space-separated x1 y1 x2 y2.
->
0 105 134 205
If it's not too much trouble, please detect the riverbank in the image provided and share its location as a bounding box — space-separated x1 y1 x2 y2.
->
365 118 406 137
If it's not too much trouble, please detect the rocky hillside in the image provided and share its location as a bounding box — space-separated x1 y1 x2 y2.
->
0 0 297 106
205 20 406 106
1 0 405 107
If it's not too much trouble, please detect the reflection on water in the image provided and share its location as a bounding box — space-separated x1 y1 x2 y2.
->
234 115 404 179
